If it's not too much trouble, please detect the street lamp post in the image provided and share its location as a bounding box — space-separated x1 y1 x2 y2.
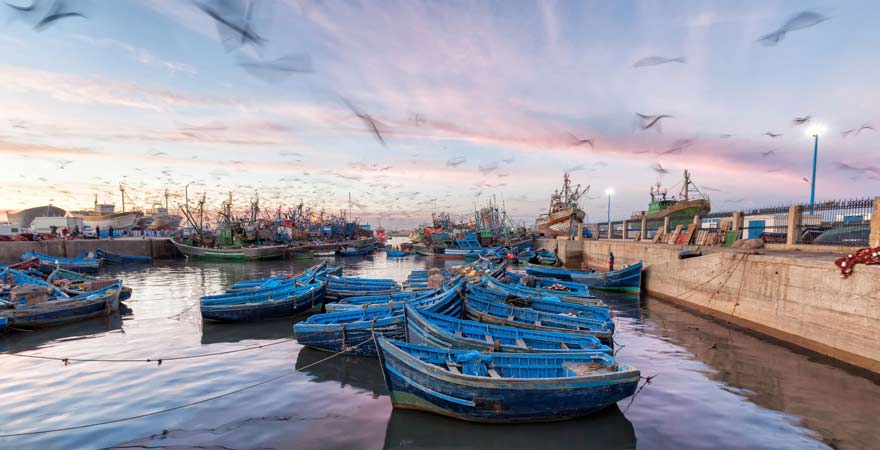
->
605 188 614 237
805 123 826 215
809 133 819 215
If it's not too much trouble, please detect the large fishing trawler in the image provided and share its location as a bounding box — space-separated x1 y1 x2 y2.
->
632 170 711 221
535 174 587 237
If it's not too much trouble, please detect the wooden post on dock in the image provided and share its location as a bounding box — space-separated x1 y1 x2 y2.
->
640 216 647 240
622 220 629 240
607 222 613 240
575 223 583 241
692 215 700 226
870 197 880 247
663 216 670 234
787 205 801 246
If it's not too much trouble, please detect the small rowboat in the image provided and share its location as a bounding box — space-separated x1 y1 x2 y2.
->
405 305 612 354
96 248 151 264
294 284 462 356
376 337 639 423
535 249 558 266
21 251 101 273
467 284 612 325
1 282 122 329
387 250 412 258
200 282 326 322
47 267 133 300
484 276 604 307
525 261 643 293
325 289 441 313
463 290 613 344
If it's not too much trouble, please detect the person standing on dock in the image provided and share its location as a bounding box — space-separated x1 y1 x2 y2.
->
95 226 100 239
108 226 114 240
609 252 615 271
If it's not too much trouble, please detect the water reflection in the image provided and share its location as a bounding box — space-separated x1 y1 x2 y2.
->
640 300 880 450
295 346 388 398
383 406 636 450
0 312 123 353
201 318 295 344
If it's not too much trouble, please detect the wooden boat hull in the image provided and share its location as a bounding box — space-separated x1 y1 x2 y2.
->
377 338 639 423
526 262 643 293
171 239 285 260
21 252 101 273
536 207 585 238
405 306 611 354
294 287 462 356
1 284 121 328
96 248 151 264
463 297 613 345
201 283 325 322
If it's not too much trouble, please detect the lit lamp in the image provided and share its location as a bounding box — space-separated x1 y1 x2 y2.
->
605 188 614 234
805 123 827 214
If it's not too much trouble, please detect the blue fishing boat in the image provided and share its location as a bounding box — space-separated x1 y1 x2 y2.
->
294 285 462 356
463 290 613 344
225 263 333 293
325 289 441 313
21 251 102 273
325 275 401 300
405 305 612 354
47 267 133 300
535 249 558 266
387 250 413 258
516 249 536 264
376 337 639 423
478 247 503 264
96 248 151 264
443 239 482 259
338 245 373 256
486 276 604 307
525 261 643 293
0 282 122 329
468 284 612 324
200 281 325 322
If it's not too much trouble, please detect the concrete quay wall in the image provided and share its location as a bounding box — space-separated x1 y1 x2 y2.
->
537 238 880 374
0 238 180 263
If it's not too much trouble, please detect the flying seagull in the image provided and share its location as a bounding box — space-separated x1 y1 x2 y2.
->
652 161 669 175
792 115 811 126
758 11 829 46
34 0 85 31
636 113 673 132
759 150 775 157
763 132 783 138
632 56 686 68
856 123 875 135
567 133 594 148
658 139 693 155
196 0 264 49
342 98 386 147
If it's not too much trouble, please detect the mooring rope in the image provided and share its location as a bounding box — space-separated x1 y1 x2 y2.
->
2 337 299 365
0 336 376 438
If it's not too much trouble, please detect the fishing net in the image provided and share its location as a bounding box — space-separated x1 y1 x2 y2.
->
834 246 880 278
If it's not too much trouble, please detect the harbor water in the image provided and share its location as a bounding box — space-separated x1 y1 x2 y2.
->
1 252 878 450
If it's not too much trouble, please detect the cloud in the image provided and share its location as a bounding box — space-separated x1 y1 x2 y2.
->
0 65 232 111
70 35 197 76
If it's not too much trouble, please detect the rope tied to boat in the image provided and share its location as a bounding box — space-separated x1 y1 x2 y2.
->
3 337 300 365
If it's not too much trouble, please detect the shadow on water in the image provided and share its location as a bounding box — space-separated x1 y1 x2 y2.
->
639 298 880 450
0 311 123 353
295 346 388 398
383 405 636 450
200 317 296 344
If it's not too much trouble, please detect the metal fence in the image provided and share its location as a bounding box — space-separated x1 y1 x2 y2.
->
795 198 873 246
592 196 875 247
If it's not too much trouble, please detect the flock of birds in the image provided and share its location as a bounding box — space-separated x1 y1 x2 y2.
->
3 2 878 220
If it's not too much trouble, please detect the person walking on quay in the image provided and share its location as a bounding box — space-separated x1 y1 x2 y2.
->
73 225 80 238
108 226 114 240
95 226 101 239
609 251 615 272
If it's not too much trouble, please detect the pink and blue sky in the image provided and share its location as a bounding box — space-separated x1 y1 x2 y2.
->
1 0 878 228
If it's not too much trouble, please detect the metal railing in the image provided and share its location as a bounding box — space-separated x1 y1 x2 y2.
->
591 196 875 246
795 198 873 246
